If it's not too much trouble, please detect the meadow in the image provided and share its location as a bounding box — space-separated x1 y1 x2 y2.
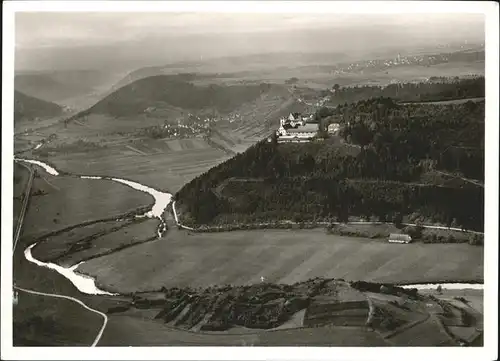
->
98 314 388 346
13 163 31 233
24 116 230 192
44 141 229 193
178 60 485 90
388 315 453 346
12 60 485 346
20 173 152 241
13 291 104 346
78 229 483 294
31 218 159 267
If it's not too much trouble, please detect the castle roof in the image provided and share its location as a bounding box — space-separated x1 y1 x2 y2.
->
286 123 319 134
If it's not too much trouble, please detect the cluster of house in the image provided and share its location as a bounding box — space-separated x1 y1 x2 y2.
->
276 112 340 143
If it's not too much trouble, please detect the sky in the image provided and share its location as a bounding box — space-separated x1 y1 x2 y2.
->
14 12 485 71
15 12 484 48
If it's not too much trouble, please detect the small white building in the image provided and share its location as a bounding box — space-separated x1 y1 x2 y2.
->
388 233 412 244
327 123 340 134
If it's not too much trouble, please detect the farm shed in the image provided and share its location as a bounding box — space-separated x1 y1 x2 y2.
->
388 233 412 244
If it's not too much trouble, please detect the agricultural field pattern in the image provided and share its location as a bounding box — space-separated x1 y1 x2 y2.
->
10 13 487 350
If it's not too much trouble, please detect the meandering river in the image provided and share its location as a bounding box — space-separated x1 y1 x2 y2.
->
14 157 484 296
400 283 483 290
14 157 173 295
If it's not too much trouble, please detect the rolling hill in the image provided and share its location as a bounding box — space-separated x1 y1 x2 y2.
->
95 277 482 346
75 75 281 118
175 97 484 233
14 69 125 108
14 91 63 122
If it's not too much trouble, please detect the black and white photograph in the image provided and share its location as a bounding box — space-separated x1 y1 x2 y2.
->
2 1 498 360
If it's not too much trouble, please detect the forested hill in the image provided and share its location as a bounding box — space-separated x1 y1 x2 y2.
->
76 75 275 118
325 76 484 106
14 90 63 122
175 98 484 231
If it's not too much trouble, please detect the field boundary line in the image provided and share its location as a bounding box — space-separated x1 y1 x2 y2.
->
14 286 107 347
125 144 149 156
73 119 91 128
384 312 430 340
40 174 61 191
122 312 385 338
13 163 34 252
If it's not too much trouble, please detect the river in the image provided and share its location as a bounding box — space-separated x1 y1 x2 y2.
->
399 283 483 290
14 157 483 296
14 157 173 295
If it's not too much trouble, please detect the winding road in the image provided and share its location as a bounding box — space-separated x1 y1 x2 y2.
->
12 160 108 346
13 162 34 252
12 154 483 347
13 286 108 347
12 156 172 346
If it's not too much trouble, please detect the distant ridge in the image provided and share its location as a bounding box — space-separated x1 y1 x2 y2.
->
75 75 275 118
14 90 63 122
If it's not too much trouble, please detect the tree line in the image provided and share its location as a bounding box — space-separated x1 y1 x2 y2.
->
323 76 484 106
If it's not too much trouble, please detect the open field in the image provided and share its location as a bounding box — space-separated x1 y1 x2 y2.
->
388 315 453 346
333 61 484 87
13 291 104 346
99 314 388 346
11 58 486 346
78 229 483 294
423 289 484 319
20 173 152 241
40 139 229 192
181 60 484 90
13 163 32 234
13 210 134 347
19 118 230 192
258 325 388 346
32 218 159 267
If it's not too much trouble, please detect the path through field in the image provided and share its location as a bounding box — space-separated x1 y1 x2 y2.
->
14 286 108 347
13 163 34 252
12 154 484 346
12 157 174 346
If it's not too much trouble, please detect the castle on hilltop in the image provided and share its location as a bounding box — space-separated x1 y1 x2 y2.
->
275 112 341 143
276 112 318 142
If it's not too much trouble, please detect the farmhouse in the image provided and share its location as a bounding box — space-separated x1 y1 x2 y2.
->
388 233 412 244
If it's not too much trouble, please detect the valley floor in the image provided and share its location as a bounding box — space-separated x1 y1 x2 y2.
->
11 98 484 346
78 228 483 294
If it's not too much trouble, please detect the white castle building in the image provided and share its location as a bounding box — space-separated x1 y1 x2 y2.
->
276 113 319 142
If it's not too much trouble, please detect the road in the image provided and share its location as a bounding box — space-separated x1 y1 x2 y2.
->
13 286 108 347
12 159 109 347
172 198 483 235
13 163 34 252
434 170 484 188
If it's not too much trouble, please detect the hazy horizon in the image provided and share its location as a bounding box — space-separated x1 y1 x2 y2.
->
15 12 485 71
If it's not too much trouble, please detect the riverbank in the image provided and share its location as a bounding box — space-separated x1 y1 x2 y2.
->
14 158 172 297
77 227 483 293
171 202 483 244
